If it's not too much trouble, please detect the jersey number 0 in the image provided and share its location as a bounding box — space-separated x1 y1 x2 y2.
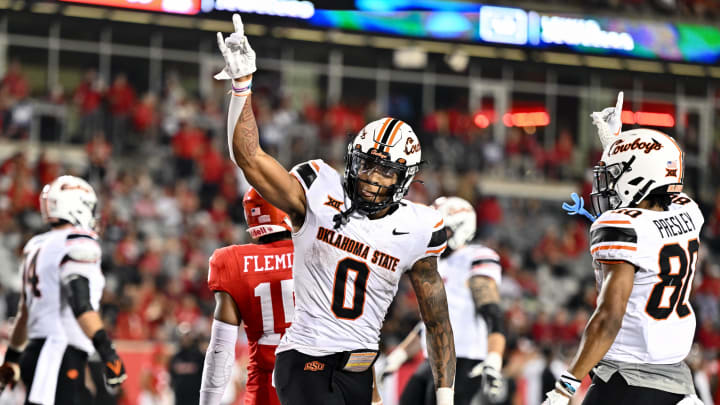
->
332 258 370 320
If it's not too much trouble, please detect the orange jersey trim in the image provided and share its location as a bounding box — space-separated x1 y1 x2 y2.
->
433 219 444 228
595 259 628 265
591 245 637 254
596 220 631 225
425 245 447 255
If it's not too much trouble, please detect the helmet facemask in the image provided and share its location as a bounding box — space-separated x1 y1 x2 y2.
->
344 148 418 215
590 155 635 216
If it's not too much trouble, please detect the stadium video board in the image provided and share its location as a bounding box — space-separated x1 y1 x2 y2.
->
308 6 720 64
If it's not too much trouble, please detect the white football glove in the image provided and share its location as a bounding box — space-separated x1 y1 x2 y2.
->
469 353 504 402
677 394 704 405
541 389 570 405
480 363 504 402
590 91 624 149
215 14 257 81
380 348 408 376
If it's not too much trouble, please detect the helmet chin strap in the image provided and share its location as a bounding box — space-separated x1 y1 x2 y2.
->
631 179 656 207
333 205 358 229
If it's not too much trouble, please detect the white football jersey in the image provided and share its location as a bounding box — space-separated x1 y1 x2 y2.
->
22 227 105 355
277 160 447 356
420 244 501 360
590 193 704 364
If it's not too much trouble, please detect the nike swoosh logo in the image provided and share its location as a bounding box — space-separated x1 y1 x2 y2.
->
392 229 409 235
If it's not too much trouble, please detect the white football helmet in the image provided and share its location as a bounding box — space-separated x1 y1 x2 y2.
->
40 175 98 230
432 196 477 251
343 117 423 215
590 128 684 216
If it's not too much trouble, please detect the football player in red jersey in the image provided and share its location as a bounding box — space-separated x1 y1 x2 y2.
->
200 187 295 405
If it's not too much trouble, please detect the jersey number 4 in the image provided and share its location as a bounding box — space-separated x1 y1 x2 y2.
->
24 249 42 298
645 240 699 320
332 258 370 320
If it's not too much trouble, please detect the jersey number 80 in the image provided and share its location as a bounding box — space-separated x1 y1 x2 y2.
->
645 239 699 320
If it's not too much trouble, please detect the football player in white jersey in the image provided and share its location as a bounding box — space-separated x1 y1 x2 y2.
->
543 97 705 405
215 14 456 405
381 197 506 405
0 176 127 404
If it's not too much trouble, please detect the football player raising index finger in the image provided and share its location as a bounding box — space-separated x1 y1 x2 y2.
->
214 13 456 405
543 98 705 405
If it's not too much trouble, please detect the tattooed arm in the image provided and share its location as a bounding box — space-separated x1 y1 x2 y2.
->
469 276 506 360
408 256 456 391
229 81 306 227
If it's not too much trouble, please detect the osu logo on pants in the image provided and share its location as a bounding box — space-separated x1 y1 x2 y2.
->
304 361 325 372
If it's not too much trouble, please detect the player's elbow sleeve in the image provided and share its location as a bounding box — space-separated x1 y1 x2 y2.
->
63 275 94 317
478 303 505 335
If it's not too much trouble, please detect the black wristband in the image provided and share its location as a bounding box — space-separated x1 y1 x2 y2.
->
91 329 117 362
4 347 21 363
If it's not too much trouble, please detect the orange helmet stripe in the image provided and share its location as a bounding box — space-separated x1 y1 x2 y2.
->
373 118 393 150
384 120 404 153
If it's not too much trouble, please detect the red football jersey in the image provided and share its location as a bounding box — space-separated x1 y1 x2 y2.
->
207 239 294 404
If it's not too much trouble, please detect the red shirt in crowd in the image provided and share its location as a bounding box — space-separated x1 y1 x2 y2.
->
107 76 136 116
172 126 206 160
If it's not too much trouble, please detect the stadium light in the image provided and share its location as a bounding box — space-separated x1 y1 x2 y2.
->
502 112 550 127
620 110 675 127
474 110 550 128
473 112 490 128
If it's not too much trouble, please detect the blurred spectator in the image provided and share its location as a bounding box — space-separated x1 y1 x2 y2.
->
476 195 503 240
2 59 29 101
172 122 205 179
74 69 105 140
133 92 158 136
547 130 574 179
86 131 112 182
138 344 174 405
197 139 225 209
168 324 204 405
106 73 137 151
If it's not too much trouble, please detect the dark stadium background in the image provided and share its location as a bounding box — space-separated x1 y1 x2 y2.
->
1 0 720 403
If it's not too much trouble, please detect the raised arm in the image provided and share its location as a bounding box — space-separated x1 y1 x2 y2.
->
215 14 306 226
231 92 306 224
408 256 456 404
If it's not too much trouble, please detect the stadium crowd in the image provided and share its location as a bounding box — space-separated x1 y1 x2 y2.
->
2 61 720 404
